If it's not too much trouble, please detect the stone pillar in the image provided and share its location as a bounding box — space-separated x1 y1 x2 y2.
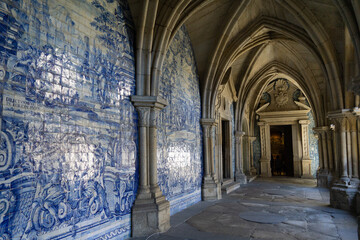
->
314 126 333 186
235 131 247 183
299 120 312 178
346 126 353 179
201 118 221 200
329 113 357 211
327 129 334 172
249 136 257 175
321 131 329 171
339 117 350 183
258 122 271 177
131 96 170 237
292 124 302 177
137 107 151 197
348 117 359 179
210 124 217 179
315 132 323 171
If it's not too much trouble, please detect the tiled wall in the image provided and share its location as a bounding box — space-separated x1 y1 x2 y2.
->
0 0 137 239
308 111 319 177
158 25 202 215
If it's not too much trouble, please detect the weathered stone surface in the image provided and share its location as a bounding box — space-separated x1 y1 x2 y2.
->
143 178 357 240
238 211 286 224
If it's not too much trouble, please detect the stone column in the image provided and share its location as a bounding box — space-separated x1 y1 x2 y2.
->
210 124 217 179
314 126 332 186
201 118 221 200
249 136 257 175
347 126 353 179
292 124 302 177
131 96 170 237
315 132 323 170
136 107 151 197
327 129 334 172
258 122 271 177
235 131 246 183
149 107 165 195
299 120 312 178
202 123 211 178
339 117 350 183
321 131 329 172
349 117 359 179
329 113 357 211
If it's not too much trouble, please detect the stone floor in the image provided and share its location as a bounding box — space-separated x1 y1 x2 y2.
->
132 177 358 240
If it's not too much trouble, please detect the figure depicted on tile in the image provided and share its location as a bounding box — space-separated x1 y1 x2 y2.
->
0 0 137 239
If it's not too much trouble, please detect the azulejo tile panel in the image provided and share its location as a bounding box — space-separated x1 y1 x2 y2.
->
158 25 202 216
0 0 137 239
308 111 319 177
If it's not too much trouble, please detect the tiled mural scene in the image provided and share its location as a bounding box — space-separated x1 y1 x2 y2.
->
0 0 137 239
1 0 358 239
158 26 202 216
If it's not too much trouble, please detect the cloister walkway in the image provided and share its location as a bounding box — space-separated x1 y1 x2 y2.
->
133 177 357 240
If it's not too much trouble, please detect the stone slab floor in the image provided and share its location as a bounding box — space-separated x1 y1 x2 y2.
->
132 177 358 240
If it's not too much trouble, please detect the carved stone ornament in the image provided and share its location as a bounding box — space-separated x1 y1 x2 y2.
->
274 79 289 107
137 107 150 127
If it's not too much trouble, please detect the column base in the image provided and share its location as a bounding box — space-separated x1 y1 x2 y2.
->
260 159 271 177
293 160 302 177
356 190 360 215
330 181 358 211
235 171 247 184
202 176 222 201
317 169 333 187
131 187 170 238
301 159 312 178
250 167 257 176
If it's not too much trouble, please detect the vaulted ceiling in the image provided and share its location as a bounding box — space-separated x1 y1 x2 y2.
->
128 0 360 128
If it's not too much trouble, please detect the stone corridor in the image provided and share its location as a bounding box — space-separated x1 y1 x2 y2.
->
133 178 357 240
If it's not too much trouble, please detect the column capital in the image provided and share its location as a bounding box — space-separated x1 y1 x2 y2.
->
200 118 216 126
149 108 161 128
235 131 245 138
247 136 257 143
346 115 358 132
327 109 352 121
299 119 310 125
353 107 360 117
131 95 168 110
313 126 329 132
136 107 150 127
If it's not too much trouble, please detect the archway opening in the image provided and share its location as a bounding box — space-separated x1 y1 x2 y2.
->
270 125 294 177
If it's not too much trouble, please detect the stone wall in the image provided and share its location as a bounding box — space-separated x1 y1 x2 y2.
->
158 25 202 215
0 0 137 239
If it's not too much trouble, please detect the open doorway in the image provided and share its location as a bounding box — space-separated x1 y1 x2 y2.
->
270 125 294 176
222 120 231 180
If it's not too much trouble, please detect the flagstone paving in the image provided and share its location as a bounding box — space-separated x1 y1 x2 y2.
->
132 177 358 240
